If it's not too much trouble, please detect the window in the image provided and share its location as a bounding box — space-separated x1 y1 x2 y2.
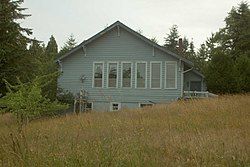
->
136 62 147 88
107 62 118 88
110 102 121 111
150 62 162 89
165 61 177 89
139 103 153 108
121 62 132 88
85 102 93 111
93 62 104 88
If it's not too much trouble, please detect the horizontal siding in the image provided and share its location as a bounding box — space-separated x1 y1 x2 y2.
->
58 27 182 109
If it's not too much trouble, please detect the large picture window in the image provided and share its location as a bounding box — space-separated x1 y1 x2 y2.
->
121 62 132 88
108 62 118 88
136 62 147 88
93 62 104 88
150 62 161 89
165 61 177 89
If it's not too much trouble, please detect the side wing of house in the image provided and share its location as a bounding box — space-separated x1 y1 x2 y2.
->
58 25 185 111
184 70 206 91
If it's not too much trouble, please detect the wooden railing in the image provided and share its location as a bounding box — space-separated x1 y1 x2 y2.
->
183 91 218 98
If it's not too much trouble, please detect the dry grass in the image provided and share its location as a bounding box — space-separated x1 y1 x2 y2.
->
0 95 249 166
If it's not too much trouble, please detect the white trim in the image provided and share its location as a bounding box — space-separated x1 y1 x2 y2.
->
135 61 147 89
121 62 133 88
165 61 177 89
92 62 104 88
110 102 121 111
85 102 93 111
107 62 119 88
150 61 162 89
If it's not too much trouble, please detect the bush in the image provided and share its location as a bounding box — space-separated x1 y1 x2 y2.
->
57 88 74 105
0 76 68 129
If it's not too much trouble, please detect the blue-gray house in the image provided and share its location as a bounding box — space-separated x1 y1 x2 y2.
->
57 21 206 111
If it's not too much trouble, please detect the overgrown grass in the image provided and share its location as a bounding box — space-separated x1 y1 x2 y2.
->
0 95 249 166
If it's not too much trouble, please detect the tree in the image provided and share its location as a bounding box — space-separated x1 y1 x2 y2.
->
204 49 238 93
58 34 77 57
164 25 180 51
204 2 250 93
150 37 158 44
0 0 32 95
182 37 189 53
196 43 208 72
42 36 59 101
220 2 250 59
0 75 68 130
46 35 58 58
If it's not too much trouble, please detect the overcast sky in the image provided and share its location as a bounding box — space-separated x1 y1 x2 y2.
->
22 0 244 50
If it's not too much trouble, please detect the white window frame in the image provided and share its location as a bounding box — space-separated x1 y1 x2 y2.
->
107 62 119 88
165 61 177 89
110 102 121 111
139 103 154 108
135 61 147 89
92 61 104 88
85 102 93 111
150 61 162 89
121 62 132 88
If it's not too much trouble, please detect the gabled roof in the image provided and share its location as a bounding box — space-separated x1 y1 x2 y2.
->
57 21 193 66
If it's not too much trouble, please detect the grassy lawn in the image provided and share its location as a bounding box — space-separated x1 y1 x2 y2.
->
0 95 249 166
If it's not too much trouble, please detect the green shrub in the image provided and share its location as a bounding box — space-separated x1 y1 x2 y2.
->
0 76 68 129
57 88 74 105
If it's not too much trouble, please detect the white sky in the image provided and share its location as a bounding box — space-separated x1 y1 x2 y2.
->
22 0 245 50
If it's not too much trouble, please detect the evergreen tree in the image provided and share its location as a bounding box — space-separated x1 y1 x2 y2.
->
150 37 158 44
43 36 59 101
0 0 32 95
182 37 189 53
204 49 238 93
58 34 77 57
196 43 208 72
46 35 58 59
204 2 250 93
164 25 180 51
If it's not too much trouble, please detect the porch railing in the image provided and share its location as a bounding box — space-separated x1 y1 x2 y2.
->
183 91 218 98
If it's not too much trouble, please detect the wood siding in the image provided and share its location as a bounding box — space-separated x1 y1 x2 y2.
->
58 27 183 110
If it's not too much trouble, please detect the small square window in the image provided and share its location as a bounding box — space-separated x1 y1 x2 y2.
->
139 103 153 108
85 102 93 111
110 102 121 111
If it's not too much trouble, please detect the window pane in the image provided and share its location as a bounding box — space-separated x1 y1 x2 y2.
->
151 63 161 88
94 63 103 87
166 63 176 88
122 63 132 87
136 63 146 88
108 63 117 88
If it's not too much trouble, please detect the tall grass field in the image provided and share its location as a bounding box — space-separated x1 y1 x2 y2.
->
0 95 249 166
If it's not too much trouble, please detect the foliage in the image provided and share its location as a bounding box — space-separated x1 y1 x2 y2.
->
164 25 180 51
0 75 68 128
204 2 250 93
42 35 59 101
45 35 58 58
204 49 238 93
0 0 33 95
0 95 249 166
57 88 75 105
150 37 158 44
58 34 77 57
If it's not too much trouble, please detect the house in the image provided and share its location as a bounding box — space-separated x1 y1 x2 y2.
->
57 21 206 111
